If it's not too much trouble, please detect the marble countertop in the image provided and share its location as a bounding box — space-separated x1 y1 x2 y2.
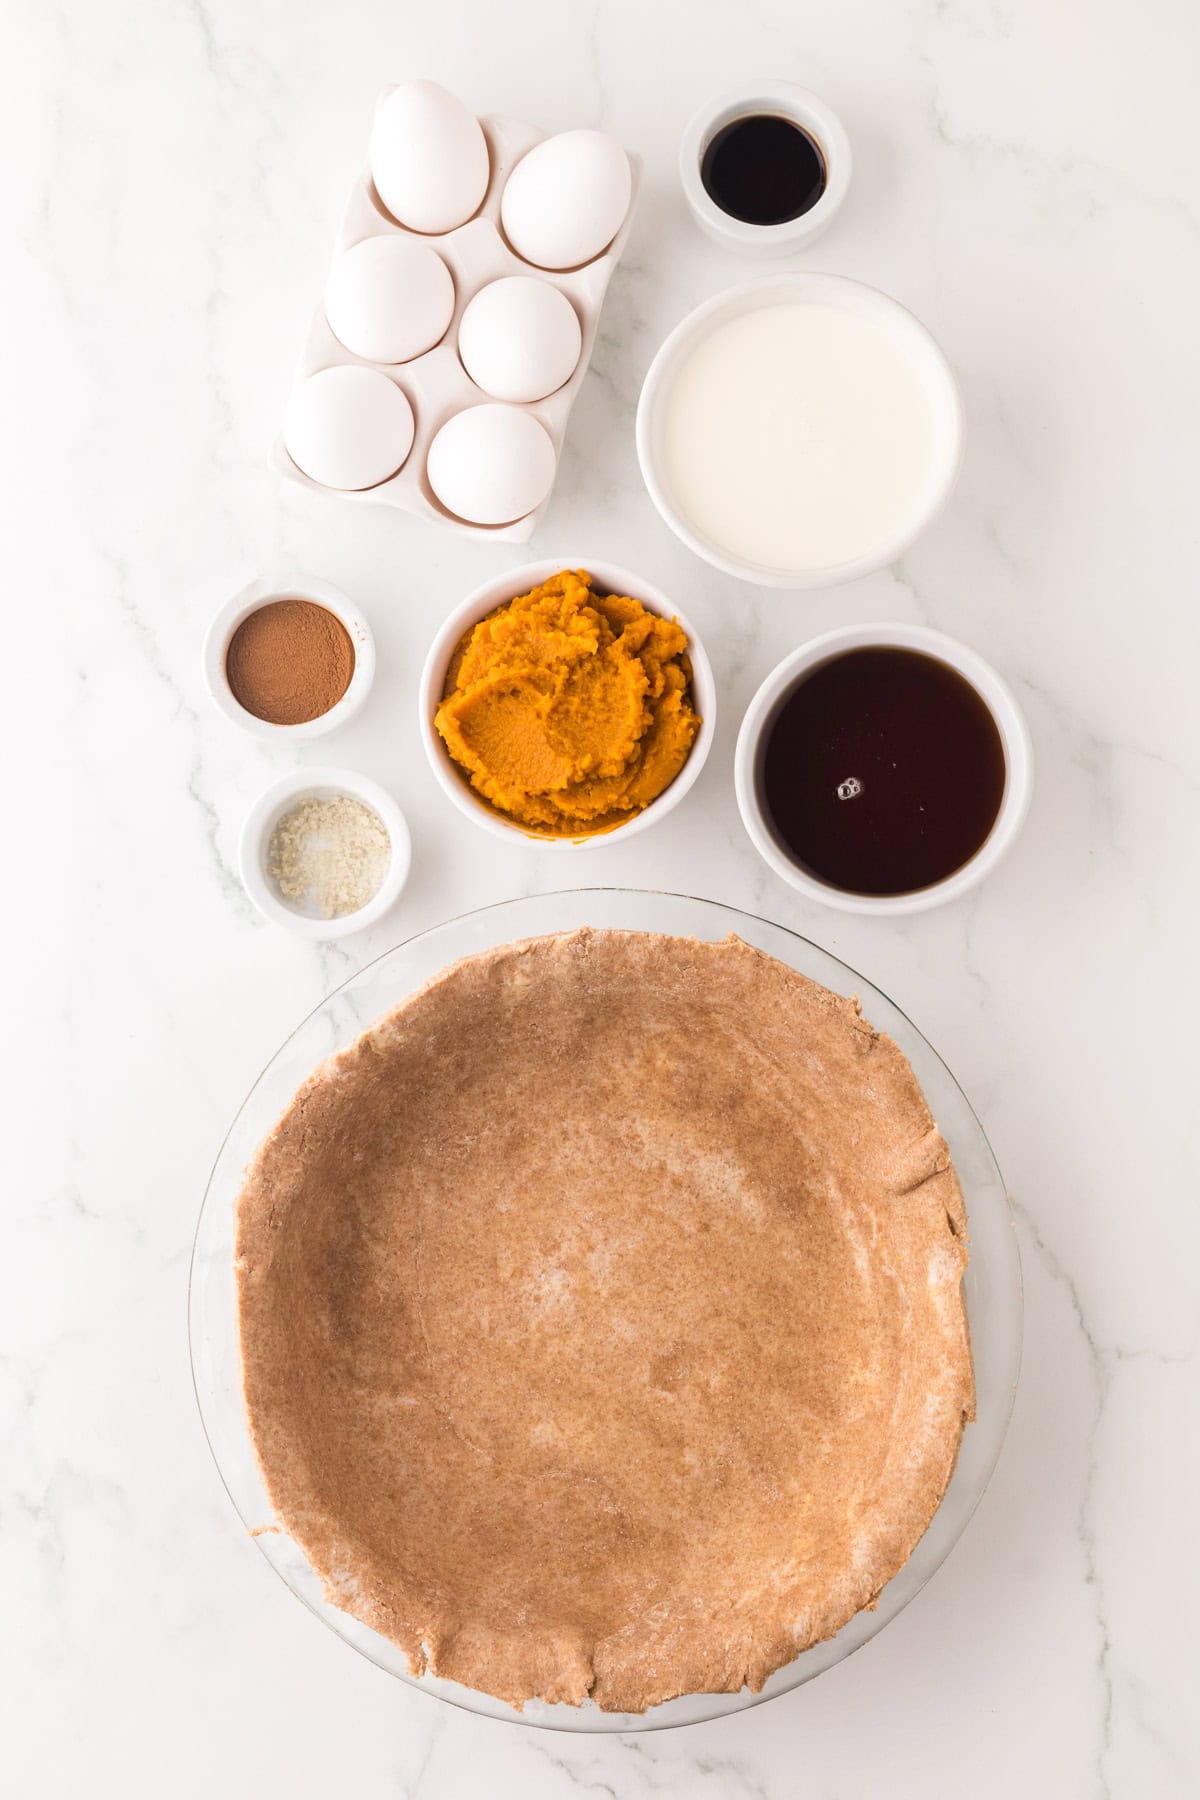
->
8 0 1198 1794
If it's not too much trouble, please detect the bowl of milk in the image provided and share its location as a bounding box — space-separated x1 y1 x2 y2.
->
636 273 963 589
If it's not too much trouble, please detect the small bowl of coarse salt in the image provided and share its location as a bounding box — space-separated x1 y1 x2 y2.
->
239 767 411 939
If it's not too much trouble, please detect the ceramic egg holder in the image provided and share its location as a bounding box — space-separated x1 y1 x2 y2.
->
271 99 641 542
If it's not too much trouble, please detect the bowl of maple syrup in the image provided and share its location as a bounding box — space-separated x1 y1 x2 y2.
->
734 623 1033 914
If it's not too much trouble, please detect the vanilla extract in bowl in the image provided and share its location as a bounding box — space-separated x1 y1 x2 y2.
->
758 647 1007 897
700 114 827 226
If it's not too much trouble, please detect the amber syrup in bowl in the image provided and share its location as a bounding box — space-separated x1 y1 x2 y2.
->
757 647 1007 897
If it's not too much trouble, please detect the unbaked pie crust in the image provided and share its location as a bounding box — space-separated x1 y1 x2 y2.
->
237 929 973 1711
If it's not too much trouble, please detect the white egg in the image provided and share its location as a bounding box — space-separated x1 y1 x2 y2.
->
325 236 455 364
370 80 490 234
458 276 582 403
426 404 556 524
282 365 415 491
500 129 631 270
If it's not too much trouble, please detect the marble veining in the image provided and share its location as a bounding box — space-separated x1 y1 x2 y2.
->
5 0 1198 1795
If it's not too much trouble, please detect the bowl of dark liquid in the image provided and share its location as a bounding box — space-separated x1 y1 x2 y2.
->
680 81 852 255
734 624 1033 914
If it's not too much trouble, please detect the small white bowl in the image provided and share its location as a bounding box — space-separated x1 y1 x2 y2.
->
680 82 851 256
419 558 716 848
239 767 412 940
203 575 376 740
636 273 963 590
734 622 1033 915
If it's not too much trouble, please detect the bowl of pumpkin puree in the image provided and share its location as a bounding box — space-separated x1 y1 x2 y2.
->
420 562 715 844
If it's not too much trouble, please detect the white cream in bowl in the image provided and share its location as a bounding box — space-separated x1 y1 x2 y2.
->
637 273 962 589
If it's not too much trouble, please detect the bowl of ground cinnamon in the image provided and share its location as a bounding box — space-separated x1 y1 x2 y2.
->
203 575 375 738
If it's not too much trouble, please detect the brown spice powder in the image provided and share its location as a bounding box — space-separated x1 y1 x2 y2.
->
226 599 355 725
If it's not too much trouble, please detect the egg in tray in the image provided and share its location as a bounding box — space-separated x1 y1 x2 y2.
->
272 80 639 540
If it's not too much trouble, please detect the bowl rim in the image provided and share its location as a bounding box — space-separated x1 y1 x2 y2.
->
202 574 377 741
733 621 1034 914
635 271 964 590
237 765 412 939
418 556 716 848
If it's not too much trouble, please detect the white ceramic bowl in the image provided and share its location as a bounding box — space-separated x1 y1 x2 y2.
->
419 558 716 847
734 622 1033 914
679 82 851 256
238 767 412 940
203 575 376 740
636 273 963 590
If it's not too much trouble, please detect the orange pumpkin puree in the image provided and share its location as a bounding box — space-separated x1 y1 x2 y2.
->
435 569 701 837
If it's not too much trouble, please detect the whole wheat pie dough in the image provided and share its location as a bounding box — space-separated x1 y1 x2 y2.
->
236 929 974 1712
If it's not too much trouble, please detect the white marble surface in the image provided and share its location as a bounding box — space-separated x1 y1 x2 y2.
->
6 0 1199 1794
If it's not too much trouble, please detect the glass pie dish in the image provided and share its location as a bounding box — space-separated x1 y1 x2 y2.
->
189 888 1022 1731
